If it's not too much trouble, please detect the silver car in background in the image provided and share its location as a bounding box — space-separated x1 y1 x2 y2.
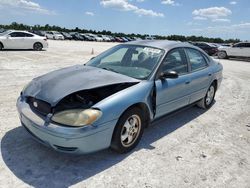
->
45 31 64 40
0 30 48 51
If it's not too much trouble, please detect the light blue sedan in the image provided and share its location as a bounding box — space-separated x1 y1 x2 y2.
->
17 40 223 154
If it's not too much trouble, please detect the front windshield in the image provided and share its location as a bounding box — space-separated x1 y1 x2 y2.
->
86 44 165 80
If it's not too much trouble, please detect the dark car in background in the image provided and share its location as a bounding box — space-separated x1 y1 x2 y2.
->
192 42 218 56
61 32 73 40
115 37 124 42
80 33 96 41
69 32 84 41
29 30 46 37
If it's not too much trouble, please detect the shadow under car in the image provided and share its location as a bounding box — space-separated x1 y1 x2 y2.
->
1 104 208 188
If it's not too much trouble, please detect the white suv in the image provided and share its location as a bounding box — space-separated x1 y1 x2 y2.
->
218 42 250 59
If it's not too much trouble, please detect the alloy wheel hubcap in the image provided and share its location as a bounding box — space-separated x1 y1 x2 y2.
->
120 114 141 147
35 43 42 50
219 52 226 58
206 85 215 105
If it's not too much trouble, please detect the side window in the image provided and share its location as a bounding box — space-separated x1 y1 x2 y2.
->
186 48 208 71
24 33 33 37
234 43 244 48
9 32 25 37
245 43 250 48
161 49 188 74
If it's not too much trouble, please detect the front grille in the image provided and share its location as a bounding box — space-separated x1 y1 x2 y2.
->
27 97 52 116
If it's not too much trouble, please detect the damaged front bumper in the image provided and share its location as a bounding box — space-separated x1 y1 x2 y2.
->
16 97 117 154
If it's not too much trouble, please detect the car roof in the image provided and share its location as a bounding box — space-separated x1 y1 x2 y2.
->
6 30 37 35
126 40 196 51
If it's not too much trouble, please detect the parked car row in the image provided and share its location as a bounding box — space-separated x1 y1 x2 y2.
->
28 30 140 42
1 29 249 59
189 41 250 58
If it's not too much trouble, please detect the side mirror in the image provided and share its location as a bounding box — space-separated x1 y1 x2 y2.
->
6 35 10 39
159 70 178 79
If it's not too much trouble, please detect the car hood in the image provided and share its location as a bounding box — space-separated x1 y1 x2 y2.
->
23 65 140 106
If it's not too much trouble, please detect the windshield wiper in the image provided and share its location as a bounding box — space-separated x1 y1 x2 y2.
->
101 67 119 73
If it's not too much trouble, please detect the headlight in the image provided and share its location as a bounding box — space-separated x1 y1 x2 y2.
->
51 109 102 127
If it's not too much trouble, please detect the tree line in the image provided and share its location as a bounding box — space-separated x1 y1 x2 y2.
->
0 22 241 43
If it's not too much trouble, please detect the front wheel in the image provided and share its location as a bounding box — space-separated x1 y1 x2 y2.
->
111 107 145 153
33 42 43 51
197 83 216 109
218 51 228 59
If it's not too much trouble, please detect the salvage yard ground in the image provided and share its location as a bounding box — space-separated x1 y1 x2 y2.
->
0 40 249 188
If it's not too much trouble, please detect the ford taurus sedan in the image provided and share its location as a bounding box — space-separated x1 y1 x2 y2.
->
17 40 223 154
0 30 48 51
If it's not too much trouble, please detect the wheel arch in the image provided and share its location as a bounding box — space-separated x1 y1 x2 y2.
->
0 41 4 49
212 79 218 91
110 102 150 152
126 102 150 126
114 102 151 129
33 41 43 48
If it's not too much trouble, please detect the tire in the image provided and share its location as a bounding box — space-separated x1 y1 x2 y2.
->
197 83 216 109
33 42 43 51
0 43 3 50
218 51 228 59
111 107 145 153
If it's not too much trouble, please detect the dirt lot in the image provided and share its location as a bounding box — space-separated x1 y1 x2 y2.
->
0 40 249 188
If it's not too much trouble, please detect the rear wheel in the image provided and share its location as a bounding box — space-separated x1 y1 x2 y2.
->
111 107 145 153
218 51 228 59
197 83 216 109
0 43 3 50
33 42 43 51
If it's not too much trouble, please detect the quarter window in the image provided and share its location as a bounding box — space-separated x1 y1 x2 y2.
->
186 48 208 71
234 43 244 48
24 33 34 37
161 49 188 74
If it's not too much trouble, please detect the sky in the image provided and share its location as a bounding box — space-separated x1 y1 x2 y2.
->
0 0 249 40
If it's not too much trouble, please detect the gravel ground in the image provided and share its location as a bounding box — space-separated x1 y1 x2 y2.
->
0 40 249 188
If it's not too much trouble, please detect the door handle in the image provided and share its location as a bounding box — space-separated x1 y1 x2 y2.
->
208 73 212 76
185 81 190 84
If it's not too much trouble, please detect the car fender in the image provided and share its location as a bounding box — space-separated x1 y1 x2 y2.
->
93 81 155 126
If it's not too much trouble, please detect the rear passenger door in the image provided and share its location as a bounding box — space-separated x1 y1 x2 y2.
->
184 48 212 103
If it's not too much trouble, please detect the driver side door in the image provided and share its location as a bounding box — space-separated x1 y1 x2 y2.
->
5 32 25 49
155 48 191 118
